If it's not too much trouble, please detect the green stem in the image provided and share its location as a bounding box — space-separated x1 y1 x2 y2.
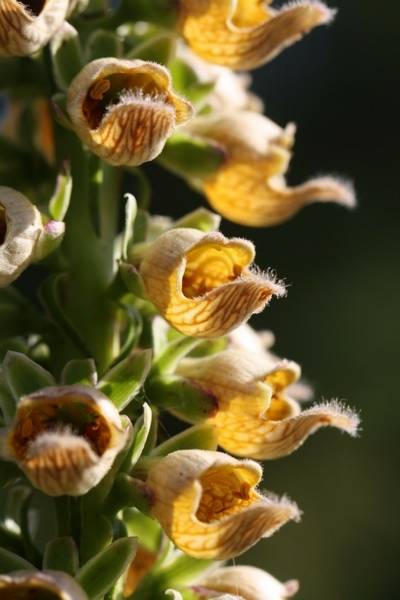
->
53 125 121 375
54 496 71 538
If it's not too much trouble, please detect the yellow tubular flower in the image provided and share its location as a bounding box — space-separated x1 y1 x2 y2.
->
138 228 285 338
175 350 360 459
194 565 299 600
0 0 69 57
179 0 335 70
146 449 300 559
0 385 128 496
187 111 356 227
67 58 195 166
0 570 89 600
0 186 42 288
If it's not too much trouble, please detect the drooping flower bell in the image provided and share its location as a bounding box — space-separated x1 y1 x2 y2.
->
67 58 195 166
193 565 299 600
186 111 356 227
145 449 300 559
178 0 336 70
0 384 129 496
0 570 88 600
0 0 69 57
175 349 360 459
138 227 285 338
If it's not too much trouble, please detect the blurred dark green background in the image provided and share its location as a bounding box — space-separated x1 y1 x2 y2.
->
143 1 399 598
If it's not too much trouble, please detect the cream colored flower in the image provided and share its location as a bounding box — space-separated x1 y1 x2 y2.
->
146 449 300 559
67 58 195 166
0 385 128 496
178 0 335 70
175 349 360 459
0 186 43 288
0 570 88 600
138 227 285 338
194 565 299 600
0 0 69 57
186 111 356 227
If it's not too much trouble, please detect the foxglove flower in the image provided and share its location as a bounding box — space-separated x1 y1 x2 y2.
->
187 112 356 227
0 385 128 496
146 449 300 559
0 570 88 600
0 0 69 57
138 227 285 338
67 58 195 166
179 0 335 70
193 565 299 600
175 350 360 459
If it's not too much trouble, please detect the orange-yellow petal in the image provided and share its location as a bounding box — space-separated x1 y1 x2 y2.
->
179 0 335 70
139 227 285 338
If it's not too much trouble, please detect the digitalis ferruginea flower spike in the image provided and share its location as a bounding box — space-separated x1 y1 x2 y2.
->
138 227 285 338
0 0 69 57
193 565 299 600
0 570 89 600
0 186 42 288
146 449 300 559
0 385 128 496
175 350 360 459
67 58 195 166
178 0 336 70
187 111 356 227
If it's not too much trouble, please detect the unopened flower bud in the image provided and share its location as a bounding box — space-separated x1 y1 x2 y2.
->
179 0 335 70
67 58 195 166
0 0 69 57
138 227 285 338
0 186 42 288
0 385 129 496
146 449 300 559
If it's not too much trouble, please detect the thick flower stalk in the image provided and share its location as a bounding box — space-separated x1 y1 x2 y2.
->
145 449 300 559
0 0 69 57
175 349 360 459
193 565 299 600
186 111 356 226
67 58 195 166
138 227 285 338
0 385 128 496
0 570 88 600
178 0 335 70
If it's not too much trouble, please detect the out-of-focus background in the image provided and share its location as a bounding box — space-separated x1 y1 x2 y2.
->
143 1 399 598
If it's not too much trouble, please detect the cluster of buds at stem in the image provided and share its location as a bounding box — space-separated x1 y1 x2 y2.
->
0 0 69 57
67 58 195 166
138 227 285 338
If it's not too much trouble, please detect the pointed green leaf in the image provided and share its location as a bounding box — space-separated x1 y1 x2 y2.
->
172 208 221 233
76 537 138 600
127 402 152 469
61 359 98 386
97 350 152 411
122 194 137 261
43 537 79 575
109 303 143 367
49 157 72 221
152 423 219 457
0 369 18 423
119 262 148 300
2 351 55 401
50 22 84 90
150 336 202 377
126 32 176 64
0 547 37 573
159 132 225 179
123 508 161 553
86 29 123 62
